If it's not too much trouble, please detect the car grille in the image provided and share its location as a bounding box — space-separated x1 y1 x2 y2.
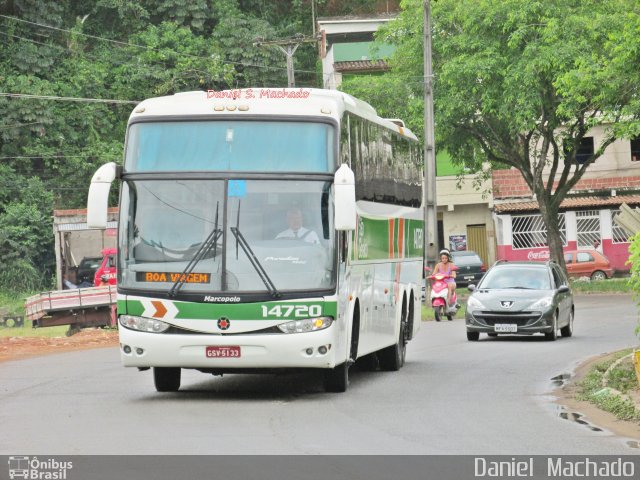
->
472 311 541 327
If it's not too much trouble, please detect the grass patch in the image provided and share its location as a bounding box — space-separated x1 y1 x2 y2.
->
577 349 640 423
421 301 467 321
569 277 632 294
0 290 30 316
0 319 70 338
0 290 70 337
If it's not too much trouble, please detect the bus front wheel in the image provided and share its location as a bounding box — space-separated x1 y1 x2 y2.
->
324 363 349 392
154 367 181 392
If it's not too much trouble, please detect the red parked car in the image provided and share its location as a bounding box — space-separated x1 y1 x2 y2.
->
563 250 613 280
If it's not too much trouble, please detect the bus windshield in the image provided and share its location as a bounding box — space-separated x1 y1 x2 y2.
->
125 121 335 173
118 179 335 294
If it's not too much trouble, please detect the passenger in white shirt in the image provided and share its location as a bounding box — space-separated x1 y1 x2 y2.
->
276 207 320 244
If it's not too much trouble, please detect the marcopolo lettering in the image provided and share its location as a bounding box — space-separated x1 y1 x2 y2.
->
203 296 241 303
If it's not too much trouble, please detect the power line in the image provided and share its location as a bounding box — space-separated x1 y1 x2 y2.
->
0 14 321 76
0 92 138 104
0 28 226 81
0 122 42 130
0 154 119 160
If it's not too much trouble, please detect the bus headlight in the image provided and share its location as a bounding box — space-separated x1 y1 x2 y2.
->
119 315 170 333
277 317 333 334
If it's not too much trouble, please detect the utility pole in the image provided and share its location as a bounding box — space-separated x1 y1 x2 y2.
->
254 34 319 88
423 0 438 295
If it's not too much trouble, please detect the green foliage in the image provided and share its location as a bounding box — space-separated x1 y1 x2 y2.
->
1 0 360 290
577 351 640 422
350 0 640 273
627 231 640 336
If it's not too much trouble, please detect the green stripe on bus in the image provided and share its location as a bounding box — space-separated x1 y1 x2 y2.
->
354 216 424 261
125 299 338 321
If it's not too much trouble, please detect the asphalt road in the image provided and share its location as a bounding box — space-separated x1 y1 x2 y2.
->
0 294 637 455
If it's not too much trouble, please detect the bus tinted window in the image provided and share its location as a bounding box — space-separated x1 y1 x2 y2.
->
126 121 335 173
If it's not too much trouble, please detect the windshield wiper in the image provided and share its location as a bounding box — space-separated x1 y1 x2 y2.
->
230 226 281 298
168 203 222 297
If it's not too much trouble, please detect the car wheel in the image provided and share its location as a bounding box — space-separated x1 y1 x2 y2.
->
545 312 558 341
466 331 480 341
591 270 606 281
560 309 574 338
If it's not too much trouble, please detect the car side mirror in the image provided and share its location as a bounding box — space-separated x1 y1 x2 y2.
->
468 284 476 292
557 285 570 293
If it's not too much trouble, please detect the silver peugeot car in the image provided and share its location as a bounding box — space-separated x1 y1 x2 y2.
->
465 261 574 341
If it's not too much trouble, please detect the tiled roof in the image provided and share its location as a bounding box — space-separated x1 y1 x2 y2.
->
334 60 389 72
494 195 640 213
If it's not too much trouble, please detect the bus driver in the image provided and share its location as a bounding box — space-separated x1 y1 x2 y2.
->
275 207 320 244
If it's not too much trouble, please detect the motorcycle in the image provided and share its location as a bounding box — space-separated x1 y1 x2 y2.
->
428 267 459 322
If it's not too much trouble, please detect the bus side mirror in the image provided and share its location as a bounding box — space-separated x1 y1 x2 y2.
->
87 162 117 229
334 164 356 231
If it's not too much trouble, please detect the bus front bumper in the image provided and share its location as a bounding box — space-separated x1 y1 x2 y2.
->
119 325 340 370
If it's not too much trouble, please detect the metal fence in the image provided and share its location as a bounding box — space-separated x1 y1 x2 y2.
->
576 209 601 248
512 213 566 249
612 209 631 243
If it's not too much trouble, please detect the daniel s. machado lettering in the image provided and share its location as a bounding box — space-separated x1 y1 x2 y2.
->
475 457 635 477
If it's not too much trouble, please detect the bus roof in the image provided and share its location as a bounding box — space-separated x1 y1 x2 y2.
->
130 88 418 141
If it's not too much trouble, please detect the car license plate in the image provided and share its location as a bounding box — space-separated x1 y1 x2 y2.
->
464 275 475 280
205 346 241 358
494 324 517 333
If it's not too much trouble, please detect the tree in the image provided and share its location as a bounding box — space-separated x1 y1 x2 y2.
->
357 0 640 271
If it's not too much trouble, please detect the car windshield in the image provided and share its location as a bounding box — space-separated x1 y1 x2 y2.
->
479 266 551 290
452 253 481 266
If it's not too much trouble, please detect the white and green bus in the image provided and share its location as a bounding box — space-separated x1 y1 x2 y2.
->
88 88 424 392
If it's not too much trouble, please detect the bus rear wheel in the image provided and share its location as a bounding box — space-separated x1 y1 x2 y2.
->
154 367 181 392
379 303 407 371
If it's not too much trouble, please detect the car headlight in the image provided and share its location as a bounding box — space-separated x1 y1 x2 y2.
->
277 316 333 334
466 296 486 311
529 296 554 310
119 315 170 333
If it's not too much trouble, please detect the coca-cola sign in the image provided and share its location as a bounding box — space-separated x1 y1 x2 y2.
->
527 250 550 261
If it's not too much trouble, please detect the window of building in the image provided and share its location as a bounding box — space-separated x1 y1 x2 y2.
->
575 137 595 164
631 137 640 162
611 209 630 243
576 209 601 248
511 213 566 249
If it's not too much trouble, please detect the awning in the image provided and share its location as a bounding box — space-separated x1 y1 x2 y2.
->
494 194 640 213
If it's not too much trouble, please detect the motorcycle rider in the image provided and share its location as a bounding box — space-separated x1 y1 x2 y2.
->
432 249 457 309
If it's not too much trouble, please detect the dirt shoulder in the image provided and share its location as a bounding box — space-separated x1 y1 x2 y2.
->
0 328 119 364
554 352 640 441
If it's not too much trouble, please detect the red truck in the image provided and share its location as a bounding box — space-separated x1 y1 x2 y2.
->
25 248 117 333
93 247 117 286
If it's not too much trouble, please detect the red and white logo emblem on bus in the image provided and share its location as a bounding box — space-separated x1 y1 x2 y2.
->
217 317 230 330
